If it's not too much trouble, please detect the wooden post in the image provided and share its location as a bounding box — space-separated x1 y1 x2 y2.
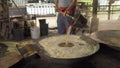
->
108 3 111 20
90 0 99 33
92 0 98 17
108 0 115 20
0 0 11 40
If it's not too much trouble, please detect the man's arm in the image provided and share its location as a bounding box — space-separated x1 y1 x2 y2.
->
66 0 77 11
55 0 59 12
63 0 77 16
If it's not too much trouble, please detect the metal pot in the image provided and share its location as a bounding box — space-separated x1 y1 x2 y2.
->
90 30 120 51
38 35 100 64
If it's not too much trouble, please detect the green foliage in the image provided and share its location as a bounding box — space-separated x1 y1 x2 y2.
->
77 0 93 3
111 6 120 10
77 0 93 6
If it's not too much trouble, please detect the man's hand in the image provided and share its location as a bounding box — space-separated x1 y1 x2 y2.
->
63 10 67 17
55 0 59 12
55 6 59 12
57 10 68 17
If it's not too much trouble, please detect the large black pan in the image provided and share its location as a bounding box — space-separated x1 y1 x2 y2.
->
90 30 120 51
38 35 100 64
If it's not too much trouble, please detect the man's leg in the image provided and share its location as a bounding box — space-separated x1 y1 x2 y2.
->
57 13 65 34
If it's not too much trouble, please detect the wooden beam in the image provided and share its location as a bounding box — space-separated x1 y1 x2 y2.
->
92 0 98 17
108 4 111 20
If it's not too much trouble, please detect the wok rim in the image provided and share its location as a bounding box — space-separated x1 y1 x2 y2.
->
38 35 100 63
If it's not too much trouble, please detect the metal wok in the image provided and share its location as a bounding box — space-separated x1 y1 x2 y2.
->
38 35 100 64
90 30 120 51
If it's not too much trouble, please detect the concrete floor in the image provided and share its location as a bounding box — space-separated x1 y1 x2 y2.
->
0 42 22 68
98 20 120 31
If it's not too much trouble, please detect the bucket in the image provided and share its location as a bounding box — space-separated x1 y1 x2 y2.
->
30 26 40 39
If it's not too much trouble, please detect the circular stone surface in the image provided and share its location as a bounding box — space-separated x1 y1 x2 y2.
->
39 35 99 59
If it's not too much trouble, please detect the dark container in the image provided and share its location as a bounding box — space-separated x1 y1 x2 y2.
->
13 28 24 41
24 22 31 38
39 19 48 36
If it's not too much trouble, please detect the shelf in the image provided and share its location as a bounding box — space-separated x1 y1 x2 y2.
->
0 18 9 22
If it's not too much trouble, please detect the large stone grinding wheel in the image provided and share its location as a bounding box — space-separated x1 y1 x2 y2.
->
39 35 100 60
91 30 120 51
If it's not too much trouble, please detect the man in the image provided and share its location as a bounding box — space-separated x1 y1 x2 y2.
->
55 0 77 34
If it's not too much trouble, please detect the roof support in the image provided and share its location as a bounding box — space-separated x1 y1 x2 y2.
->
92 0 98 17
